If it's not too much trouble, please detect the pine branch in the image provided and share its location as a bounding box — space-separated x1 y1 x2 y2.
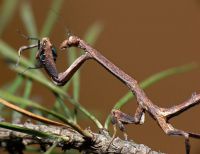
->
0 122 163 154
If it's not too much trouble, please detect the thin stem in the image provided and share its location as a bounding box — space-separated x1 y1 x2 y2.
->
0 98 92 138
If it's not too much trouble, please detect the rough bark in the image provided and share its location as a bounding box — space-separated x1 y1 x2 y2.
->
0 122 164 154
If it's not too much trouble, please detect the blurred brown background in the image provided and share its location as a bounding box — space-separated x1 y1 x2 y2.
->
1 0 200 153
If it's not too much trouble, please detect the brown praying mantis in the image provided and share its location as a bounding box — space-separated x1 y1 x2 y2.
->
16 34 200 154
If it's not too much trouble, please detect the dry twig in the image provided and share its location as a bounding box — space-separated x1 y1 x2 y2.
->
0 122 163 154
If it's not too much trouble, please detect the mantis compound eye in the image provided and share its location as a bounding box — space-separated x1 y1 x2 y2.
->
39 51 45 62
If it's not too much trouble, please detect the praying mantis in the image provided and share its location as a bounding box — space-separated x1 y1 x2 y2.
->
16 34 200 154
